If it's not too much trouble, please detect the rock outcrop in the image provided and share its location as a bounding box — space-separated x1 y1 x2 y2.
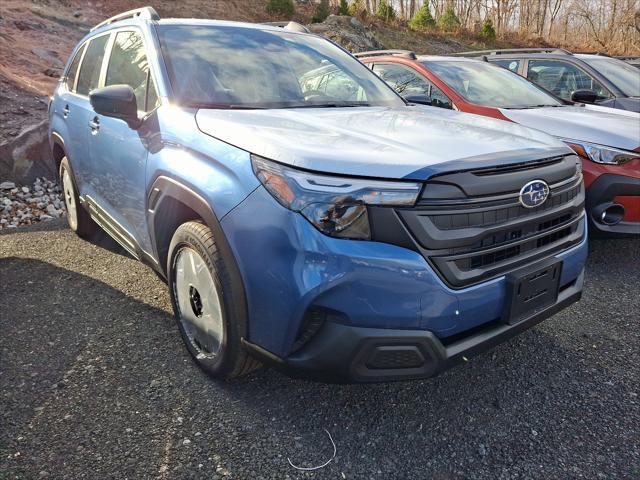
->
0 121 54 184
308 15 385 52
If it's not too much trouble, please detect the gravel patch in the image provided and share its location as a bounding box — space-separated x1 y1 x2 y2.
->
1 223 639 479
0 178 65 229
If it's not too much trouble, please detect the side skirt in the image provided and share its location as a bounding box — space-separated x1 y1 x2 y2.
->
79 195 161 274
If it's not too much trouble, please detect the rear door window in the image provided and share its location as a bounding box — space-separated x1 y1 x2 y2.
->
65 44 86 92
493 59 521 73
105 30 159 111
527 59 611 101
76 35 109 96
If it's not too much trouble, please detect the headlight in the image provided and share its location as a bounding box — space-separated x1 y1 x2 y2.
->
251 155 422 239
563 140 639 165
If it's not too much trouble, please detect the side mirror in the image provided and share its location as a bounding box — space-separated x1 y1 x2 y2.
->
571 89 598 104
403 94 432 106
90 85 140 129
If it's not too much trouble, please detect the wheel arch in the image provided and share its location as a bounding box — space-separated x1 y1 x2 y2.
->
51 132 66 180
147 175 250 338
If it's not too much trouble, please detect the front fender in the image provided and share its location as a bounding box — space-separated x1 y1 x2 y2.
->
147 175 251 342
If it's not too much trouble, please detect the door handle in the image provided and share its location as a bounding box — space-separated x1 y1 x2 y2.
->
62 105 70 118
88 117 100 133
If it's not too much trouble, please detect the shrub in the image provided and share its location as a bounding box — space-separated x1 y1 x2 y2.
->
337 0 349 16
312 0 330 23
479 17 496 39
409 3 436 30
348 0 367 18
376 0 396 21
266 0 295 18
437 6 461 31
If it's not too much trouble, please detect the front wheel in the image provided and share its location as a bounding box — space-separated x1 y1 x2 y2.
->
167 221 259 379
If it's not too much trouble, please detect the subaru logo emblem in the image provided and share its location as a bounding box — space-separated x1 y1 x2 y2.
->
519 180 549 208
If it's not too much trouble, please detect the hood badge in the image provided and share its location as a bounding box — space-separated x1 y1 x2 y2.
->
519 180 550 208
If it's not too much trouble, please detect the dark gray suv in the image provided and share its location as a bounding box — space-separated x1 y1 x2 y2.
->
456 48 640 112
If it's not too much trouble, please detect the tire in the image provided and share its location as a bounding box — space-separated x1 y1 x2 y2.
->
59 157 97 238
167 221 260 379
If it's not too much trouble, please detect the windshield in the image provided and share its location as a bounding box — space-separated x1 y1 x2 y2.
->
423 60 562 109
156 24 404 109
579 56 640 97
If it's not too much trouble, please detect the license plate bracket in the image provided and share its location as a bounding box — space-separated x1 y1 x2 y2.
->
503 259 562 325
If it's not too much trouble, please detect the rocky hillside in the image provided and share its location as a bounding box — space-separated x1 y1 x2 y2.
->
0 0 528 182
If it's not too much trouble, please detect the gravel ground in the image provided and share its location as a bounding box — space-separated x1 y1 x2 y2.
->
1 221 638 479
0 179 65 229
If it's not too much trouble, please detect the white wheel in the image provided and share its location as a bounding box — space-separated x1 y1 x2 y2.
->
59 156 96 237
173 246 224 358
167 221 260 378
61 166 78 231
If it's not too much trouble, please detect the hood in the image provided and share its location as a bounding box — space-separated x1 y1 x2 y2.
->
499 105 640 151
196 105 570 180
598 97 640 112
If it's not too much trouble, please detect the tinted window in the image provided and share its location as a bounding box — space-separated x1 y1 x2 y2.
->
430 84 453 109
422 60 562 109
493 59 520 73
106 31 157 111
65 44 86 92
527 59 611 101
372 63 452 109
373 63 430 95
156 25 403 109
579 56 640 97
76 35 109 96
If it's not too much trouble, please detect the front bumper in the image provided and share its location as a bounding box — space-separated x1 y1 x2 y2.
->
243 270 583 383
221 186 588 379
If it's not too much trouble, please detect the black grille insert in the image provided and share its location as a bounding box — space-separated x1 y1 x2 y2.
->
391 157 586 288
471 156 564 176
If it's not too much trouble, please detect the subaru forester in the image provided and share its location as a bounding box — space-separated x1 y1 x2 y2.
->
49 7 588 382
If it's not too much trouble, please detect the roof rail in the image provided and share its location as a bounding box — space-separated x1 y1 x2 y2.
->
91 6 160 32
451 47 572 57
261 21 311 34
353 50 417 60
572 51 611 57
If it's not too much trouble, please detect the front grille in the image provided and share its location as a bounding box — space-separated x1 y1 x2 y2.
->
470 156 564 176
427 183 581 231
392 155 586 288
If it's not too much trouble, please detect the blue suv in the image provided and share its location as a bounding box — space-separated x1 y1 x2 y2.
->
49 8 588 382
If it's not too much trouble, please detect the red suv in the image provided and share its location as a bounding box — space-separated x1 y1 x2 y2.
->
357 51 640 236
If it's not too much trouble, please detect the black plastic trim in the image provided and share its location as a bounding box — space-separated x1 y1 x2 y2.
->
146 176 250 341
422 155 575 198
430 215 584 287
585 173 640 236
243 270 583 383
371 166 585 288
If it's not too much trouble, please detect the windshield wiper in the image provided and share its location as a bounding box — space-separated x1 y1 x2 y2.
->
190 102 268 110
505 104 563 109
281 102 371 109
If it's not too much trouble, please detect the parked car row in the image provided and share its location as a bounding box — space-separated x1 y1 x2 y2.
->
617 56 640 69
353 49 640 237
49 9 635 383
